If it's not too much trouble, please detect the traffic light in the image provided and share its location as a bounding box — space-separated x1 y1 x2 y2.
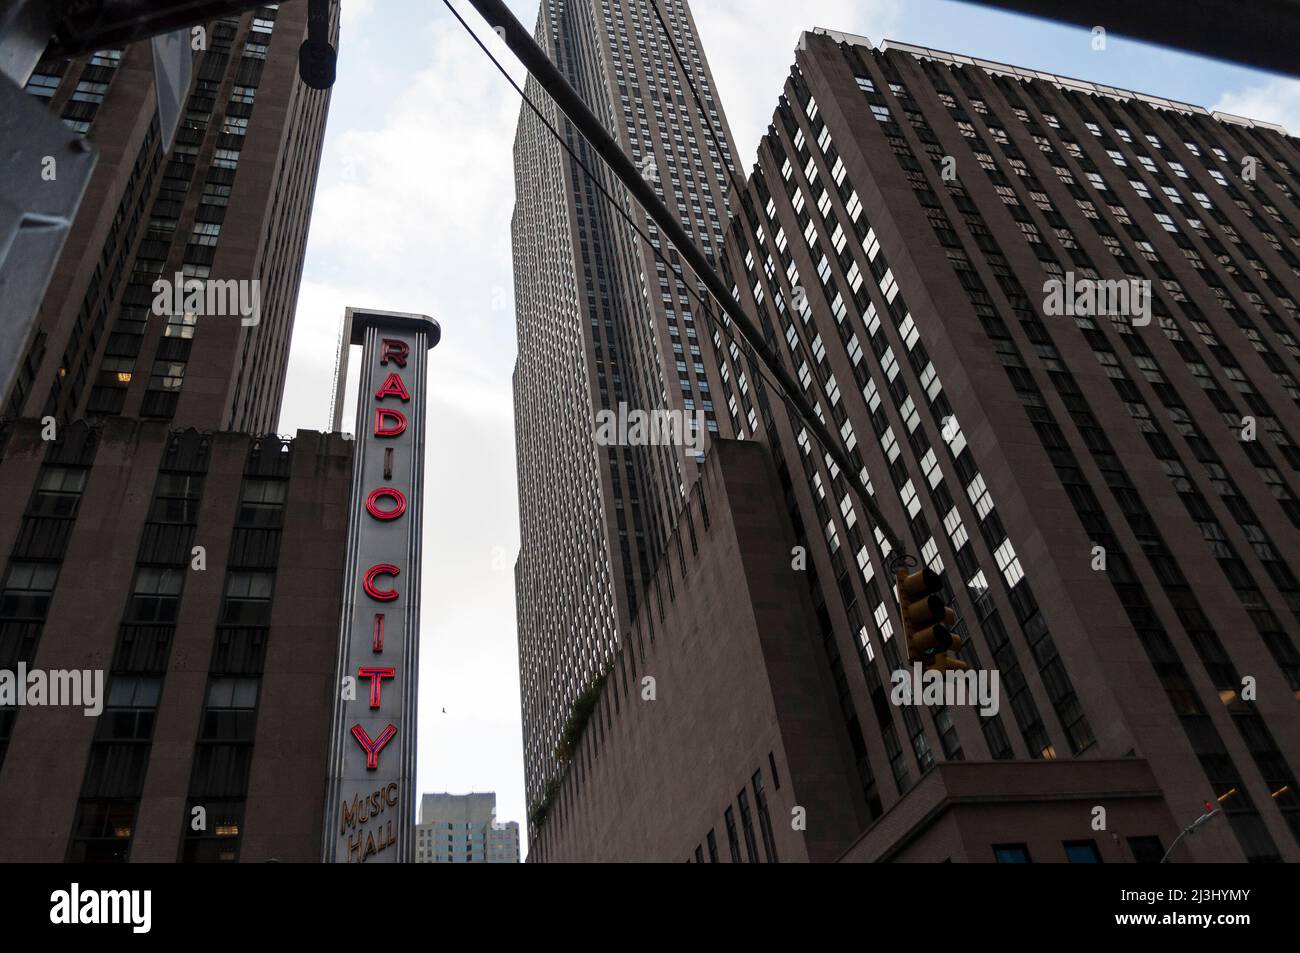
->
896 567 968 673
299 0 338 90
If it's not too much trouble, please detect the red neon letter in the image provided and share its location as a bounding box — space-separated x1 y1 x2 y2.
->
380 339 408 367
374 407 406 438
372 613 385 652
363 564 400 601
351 723 397 770
358 667 396 708
375 373 410 402
365 486 407 521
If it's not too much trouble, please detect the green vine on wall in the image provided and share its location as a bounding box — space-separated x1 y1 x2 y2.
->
527 672 607 832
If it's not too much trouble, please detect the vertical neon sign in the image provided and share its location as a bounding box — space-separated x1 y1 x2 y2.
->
323 308 439 863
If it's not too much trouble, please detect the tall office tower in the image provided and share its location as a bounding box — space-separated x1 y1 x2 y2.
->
511 0 740 809
5 1 336 434
0 1 348 863
527 29 1300 863
414 793 520 863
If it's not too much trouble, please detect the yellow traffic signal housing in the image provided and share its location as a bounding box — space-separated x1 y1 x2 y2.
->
896 567 968 672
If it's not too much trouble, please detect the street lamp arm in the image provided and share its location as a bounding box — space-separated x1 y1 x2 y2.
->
1159 809 1221 863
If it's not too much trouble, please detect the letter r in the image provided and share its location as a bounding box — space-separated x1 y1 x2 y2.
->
380 339 409 367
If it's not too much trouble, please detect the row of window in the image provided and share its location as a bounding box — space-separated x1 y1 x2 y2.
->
0 426 99 771
691 762 780 863
67 431 211 862
182 438 289 862
887 48 1297 860
994 836 1165 863
84 11 270 423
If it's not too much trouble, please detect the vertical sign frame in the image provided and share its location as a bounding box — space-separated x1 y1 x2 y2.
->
323 307 440 863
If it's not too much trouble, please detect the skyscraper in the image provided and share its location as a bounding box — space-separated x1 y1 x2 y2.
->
511 0 740 808
6 2 334 434
0 1 348 863
415 792 520 863
519 25 1300 863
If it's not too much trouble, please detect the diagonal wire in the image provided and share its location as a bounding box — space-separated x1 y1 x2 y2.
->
441 0 908 557
440 1 811 444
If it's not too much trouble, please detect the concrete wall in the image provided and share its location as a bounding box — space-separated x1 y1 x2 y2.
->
528 439 862 862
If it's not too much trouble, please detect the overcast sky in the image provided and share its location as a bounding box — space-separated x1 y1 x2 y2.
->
277 0 1300 849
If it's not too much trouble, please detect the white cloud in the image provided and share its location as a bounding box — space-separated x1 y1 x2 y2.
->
691 0 904 172
341 0 377 24
1211 76 1300 135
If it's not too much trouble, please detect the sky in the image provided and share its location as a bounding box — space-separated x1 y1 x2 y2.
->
277 0 1300 848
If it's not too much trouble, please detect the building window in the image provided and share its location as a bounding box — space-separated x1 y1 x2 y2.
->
752 769 779 863
724 806 741 862
180 801 244 862
25 72 61 97
221 572 274 625
191 222 221 246
993 843 1032 863
67 801 139 863
31 466 88 518
737 790 759 862
150 360 186 391
127 567 183 623
1064 839 1102 863
237 479 288 527
0 562 59 620
1127 835 1165 863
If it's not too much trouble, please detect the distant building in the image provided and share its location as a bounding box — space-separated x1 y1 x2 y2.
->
416 793 520 863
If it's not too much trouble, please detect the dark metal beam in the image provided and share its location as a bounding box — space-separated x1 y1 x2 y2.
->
955 0 1300 78
46 0 268 56
0 0 68 84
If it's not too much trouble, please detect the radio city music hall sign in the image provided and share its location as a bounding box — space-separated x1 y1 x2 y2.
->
323 308 439 863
